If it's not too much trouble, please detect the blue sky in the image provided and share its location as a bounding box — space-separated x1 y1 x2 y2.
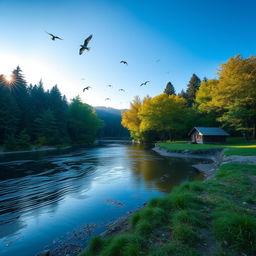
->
0 0 255 108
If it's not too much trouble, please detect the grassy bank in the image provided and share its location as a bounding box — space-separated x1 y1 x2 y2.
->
157 138 256 156
80 142 256 256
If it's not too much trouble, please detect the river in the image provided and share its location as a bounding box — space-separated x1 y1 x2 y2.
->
0 143 206 256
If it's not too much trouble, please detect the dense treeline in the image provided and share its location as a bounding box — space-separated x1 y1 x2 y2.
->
94 107 130 138
122 55 256 142
0 67 102 150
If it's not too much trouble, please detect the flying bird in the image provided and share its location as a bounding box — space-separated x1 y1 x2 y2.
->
107 84 113 87
140 81 150 86
156 59 160 63
46 31 63 40
120 60 128 65
119 89 125 92
81 78 85 80
83 86 91 92
79 34 93 55
105 98 111 101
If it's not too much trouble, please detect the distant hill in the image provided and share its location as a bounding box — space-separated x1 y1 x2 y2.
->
94 107 130 138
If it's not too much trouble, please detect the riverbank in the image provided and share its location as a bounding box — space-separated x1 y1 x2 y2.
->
152 146 224 180
80 141 256 256
0 145 72 155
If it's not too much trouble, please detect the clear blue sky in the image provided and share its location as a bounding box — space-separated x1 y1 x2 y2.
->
0 0 255 108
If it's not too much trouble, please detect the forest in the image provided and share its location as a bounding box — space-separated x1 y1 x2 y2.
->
122 55 256 142
0 67 102 150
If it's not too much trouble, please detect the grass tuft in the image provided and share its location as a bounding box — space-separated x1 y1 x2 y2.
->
172 223 200 245
213 211 256 253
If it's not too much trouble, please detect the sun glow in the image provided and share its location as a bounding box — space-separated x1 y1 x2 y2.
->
5 74 12 82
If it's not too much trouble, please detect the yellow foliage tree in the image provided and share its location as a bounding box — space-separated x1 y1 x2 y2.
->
196 79 219 113
196 55 256 137
139 94 188 139
121 96 150 140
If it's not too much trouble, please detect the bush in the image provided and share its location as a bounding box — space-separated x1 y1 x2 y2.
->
4 134 17 151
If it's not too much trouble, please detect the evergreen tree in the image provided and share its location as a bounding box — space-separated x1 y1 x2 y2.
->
186 74 201 106
178 89 188 100
164 81 176 95
67 97 102 144
10 66 30 131
0 75 19 143
48 85 68 139
34 109 59 145
16 130 31 150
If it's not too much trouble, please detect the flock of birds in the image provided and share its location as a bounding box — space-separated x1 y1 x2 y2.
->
46 31 154 102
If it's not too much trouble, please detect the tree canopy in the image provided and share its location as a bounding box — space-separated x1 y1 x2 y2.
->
0 67 102 149
196 55 256 137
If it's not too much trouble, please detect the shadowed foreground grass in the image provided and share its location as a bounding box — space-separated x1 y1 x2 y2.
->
80 162 256 256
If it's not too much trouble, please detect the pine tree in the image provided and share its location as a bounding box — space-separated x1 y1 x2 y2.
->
10 66 30 131
164 81 176 95
34 109 59 145
0 75 19 143
48 85 68 139
178 89 188 100
186 74 201 106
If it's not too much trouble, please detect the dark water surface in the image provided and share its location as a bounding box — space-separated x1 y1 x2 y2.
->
0 143 205 256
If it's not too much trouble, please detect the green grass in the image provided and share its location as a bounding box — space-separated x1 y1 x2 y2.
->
80 147 256 256
157 137 256 156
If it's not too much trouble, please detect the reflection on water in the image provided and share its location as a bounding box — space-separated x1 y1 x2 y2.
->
0 143 205 256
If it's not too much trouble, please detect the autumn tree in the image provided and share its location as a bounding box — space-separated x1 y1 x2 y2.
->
121 96 144 141
196 55 256 138
139 94 188 140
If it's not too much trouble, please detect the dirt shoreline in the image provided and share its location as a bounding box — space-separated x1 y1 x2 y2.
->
152 146 224 180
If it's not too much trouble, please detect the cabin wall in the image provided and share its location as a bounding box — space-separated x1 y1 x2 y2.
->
202 135 227 144
191 131 203 144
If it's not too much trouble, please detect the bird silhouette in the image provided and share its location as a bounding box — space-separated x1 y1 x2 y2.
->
46 31 63 40
79 34 93 55
107 85 113 87
156 59 160 62
140 81 150 86
119 89 125 92
105 98 111 101
120 60 128 65
81 78 85 80
83 86 91 92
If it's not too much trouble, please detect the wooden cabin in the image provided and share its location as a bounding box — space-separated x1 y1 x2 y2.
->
188 127 230 144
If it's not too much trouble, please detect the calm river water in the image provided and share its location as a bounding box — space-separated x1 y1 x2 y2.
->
0 143 206 256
